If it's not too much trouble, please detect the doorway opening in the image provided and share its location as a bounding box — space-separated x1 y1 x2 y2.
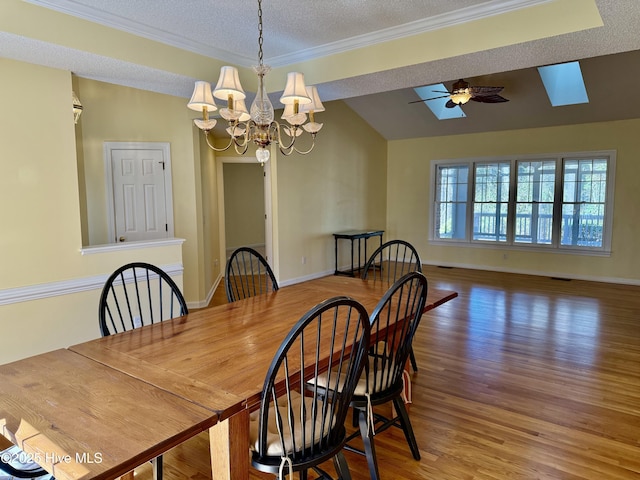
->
217 156 273 270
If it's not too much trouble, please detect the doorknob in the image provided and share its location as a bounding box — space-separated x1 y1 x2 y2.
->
119 236 125 242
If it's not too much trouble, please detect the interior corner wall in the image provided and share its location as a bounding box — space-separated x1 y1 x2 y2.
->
198 133 222 305
387 119 640 283
275 100 388 282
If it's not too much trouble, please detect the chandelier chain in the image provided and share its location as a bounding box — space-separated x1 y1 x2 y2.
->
257 0 264 67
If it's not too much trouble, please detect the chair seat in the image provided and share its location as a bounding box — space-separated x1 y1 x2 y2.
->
311 355 400 397
249 392 338 457
249 391 336 457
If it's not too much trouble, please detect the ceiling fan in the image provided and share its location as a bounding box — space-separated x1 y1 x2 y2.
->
411 78 509 108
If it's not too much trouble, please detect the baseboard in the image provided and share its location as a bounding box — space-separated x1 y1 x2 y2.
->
422 261 640 286
187 274 223 310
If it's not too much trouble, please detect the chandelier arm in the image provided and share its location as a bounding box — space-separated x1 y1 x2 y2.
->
233 141 250 156
290 136 317 155
204 131 235 152
277 145 295 156
271 121 296 151
278 135 316 156
231 122 251 148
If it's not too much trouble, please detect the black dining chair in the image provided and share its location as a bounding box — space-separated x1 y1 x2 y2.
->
98 262 188 337
225 247 278 302
316 272 428 480
0 445 52 479
249 296 371 480
361 239 423 372
98 262 188 480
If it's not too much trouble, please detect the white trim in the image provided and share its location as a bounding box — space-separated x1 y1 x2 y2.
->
278 270 334 288
187 274 223 310
80 237 185 255
104 142 175 244
422 261 640 287
271 0 553 66
0 263 184 306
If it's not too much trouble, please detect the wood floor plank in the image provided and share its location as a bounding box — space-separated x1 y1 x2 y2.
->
140 267 640 479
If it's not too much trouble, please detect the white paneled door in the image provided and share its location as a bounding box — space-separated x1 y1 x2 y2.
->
105 142 174 243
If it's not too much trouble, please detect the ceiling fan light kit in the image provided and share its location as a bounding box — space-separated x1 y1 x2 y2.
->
187 0 324 165
411 78 509 110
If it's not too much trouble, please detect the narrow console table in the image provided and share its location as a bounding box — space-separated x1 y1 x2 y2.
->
333 229 384 276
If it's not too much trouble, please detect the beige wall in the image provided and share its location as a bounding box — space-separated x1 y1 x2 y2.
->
275 101 388 281
223 163 265 250
387 119 640 283
1 59 82 288
0 59 185 363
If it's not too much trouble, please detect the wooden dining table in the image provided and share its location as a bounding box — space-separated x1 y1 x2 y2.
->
0 349 216 480
1 275 457 480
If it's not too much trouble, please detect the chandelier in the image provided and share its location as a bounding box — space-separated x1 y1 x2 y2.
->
187 0 325 165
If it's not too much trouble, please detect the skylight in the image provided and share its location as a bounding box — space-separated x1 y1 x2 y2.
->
538 61 589 106
414 84 466 120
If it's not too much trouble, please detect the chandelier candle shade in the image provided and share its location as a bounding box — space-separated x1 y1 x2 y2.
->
187 0 324 165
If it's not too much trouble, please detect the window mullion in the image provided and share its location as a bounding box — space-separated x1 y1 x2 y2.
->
552 157 564 247
506 159 516 244
468 163 476 242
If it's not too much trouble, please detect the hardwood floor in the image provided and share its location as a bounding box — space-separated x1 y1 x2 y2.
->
137 266 640 479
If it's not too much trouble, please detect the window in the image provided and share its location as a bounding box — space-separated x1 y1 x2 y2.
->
430 151 615 254
473 162 510 242
515 160 556 245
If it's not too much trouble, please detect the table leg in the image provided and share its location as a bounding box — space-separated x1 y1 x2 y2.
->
209 410 249 480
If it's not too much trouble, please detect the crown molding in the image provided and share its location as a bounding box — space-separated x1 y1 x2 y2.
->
24 0 553 68
269 0 553 66
23 0 254 65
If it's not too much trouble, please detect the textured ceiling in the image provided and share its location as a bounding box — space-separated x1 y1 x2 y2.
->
3 0 640 140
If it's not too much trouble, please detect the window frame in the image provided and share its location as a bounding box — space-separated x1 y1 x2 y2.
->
428 150 616 256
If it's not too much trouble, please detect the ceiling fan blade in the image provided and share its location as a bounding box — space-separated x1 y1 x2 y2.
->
408 94 451 104
469 94 509 103
469 86 504 95
445 99 460 108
